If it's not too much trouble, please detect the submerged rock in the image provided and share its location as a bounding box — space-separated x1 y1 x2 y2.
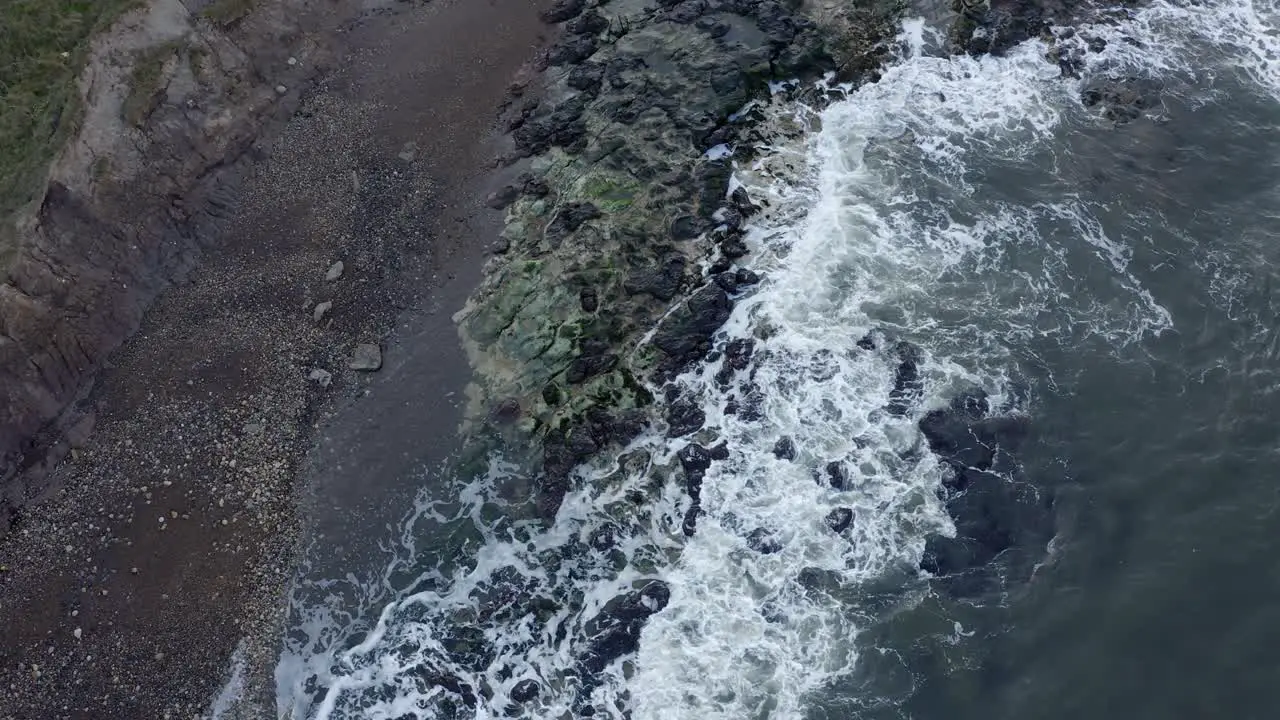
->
887 340 923 415
579 581 671 673
825 507 854 533
746 527 782 554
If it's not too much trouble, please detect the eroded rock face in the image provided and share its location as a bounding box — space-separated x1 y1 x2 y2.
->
1 0 335 523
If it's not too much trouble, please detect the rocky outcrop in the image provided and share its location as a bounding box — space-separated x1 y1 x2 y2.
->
917 389 1055 597
0 0 340 527
458 0 900 521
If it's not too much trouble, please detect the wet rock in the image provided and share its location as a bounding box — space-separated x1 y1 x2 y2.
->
485 184 521 209
579 581 671 673
414 670 478 707
348 343 383 371
567 62 605 94
856 333 876 350
746 527 782 554
566 339 617 384
665 399 706 438
730 187 760 217
772 436 796 460
625 256 686 301
541 0 585 23
579 287 598 312
670 214 707 241
825 507 854 533
682 504 704 537
920 469 1054 587
652 284 733 368
588 522 621 551
1081 76 1160 124
887 341 923 415
668 0 708 23
488 397 522 424
825 461 848 489
951 0 1061 57
547 35 598 66
567 9 608 36
718 229 749 258
677 442 714 500
312 300 332 322
511 678 541 703
734 268 760 286
545 201 600 244
918 389 1030 487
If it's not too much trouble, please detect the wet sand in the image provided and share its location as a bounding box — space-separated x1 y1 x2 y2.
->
0 0 552 717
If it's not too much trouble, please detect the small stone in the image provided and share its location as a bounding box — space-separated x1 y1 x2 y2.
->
313 301 333 322
73 628 82 640
349 343 383 371
275 85 287 95
242 422 264 436
324 261 344 282
307 368 333 387
397 142 418 162
287 56 298 66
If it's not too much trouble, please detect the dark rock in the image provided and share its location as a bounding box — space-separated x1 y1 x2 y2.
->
579 581 671 673
567 63 605 94
485 184 520 209
605 56 645 89
652 284 733 367
665 397 706 437
588 522 621 551
579 287 598 312
682 504 704 537
511 679 540 703
625 256 686 301
545 201 601 244
566 352 618 384
718 207 744 230
772 436 796 460
415 671 478 707
887 340 923 416
709 442 730 460
825 507 854 533
856 333 876 350
547 35 598 66
541 0 585 23
671 214 707 240
920 470 1054 582
489 398 522 425
719 230 749 259
730 187 760 217
918 389 1030 486
825 461 847 489
667 0 708 23
520 174 550 198
1081 76 1160 124
734 268 760 286
693 161 732 217
746 527 782 554
677 442 714 500
567 9 608 35
952 0 1059 57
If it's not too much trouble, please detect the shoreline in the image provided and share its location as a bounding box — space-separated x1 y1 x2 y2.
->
0 0 554 716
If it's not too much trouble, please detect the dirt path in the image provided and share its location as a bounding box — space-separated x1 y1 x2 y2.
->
0 1 552 717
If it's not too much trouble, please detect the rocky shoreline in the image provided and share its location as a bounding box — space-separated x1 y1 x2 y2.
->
0 0 1105 716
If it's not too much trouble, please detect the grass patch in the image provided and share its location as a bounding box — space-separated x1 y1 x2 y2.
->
0 0 141 244
578 175 640 212
201 0 255 27
122 40 181 127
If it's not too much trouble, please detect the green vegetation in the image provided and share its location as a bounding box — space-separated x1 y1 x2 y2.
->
122 40 180 127
0 0 140 237
578 175 640 212
201 0 255 27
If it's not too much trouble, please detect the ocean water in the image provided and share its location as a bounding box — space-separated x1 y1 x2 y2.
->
267 1 1280 718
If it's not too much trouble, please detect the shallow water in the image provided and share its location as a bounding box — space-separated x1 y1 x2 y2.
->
271 1 1280 717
